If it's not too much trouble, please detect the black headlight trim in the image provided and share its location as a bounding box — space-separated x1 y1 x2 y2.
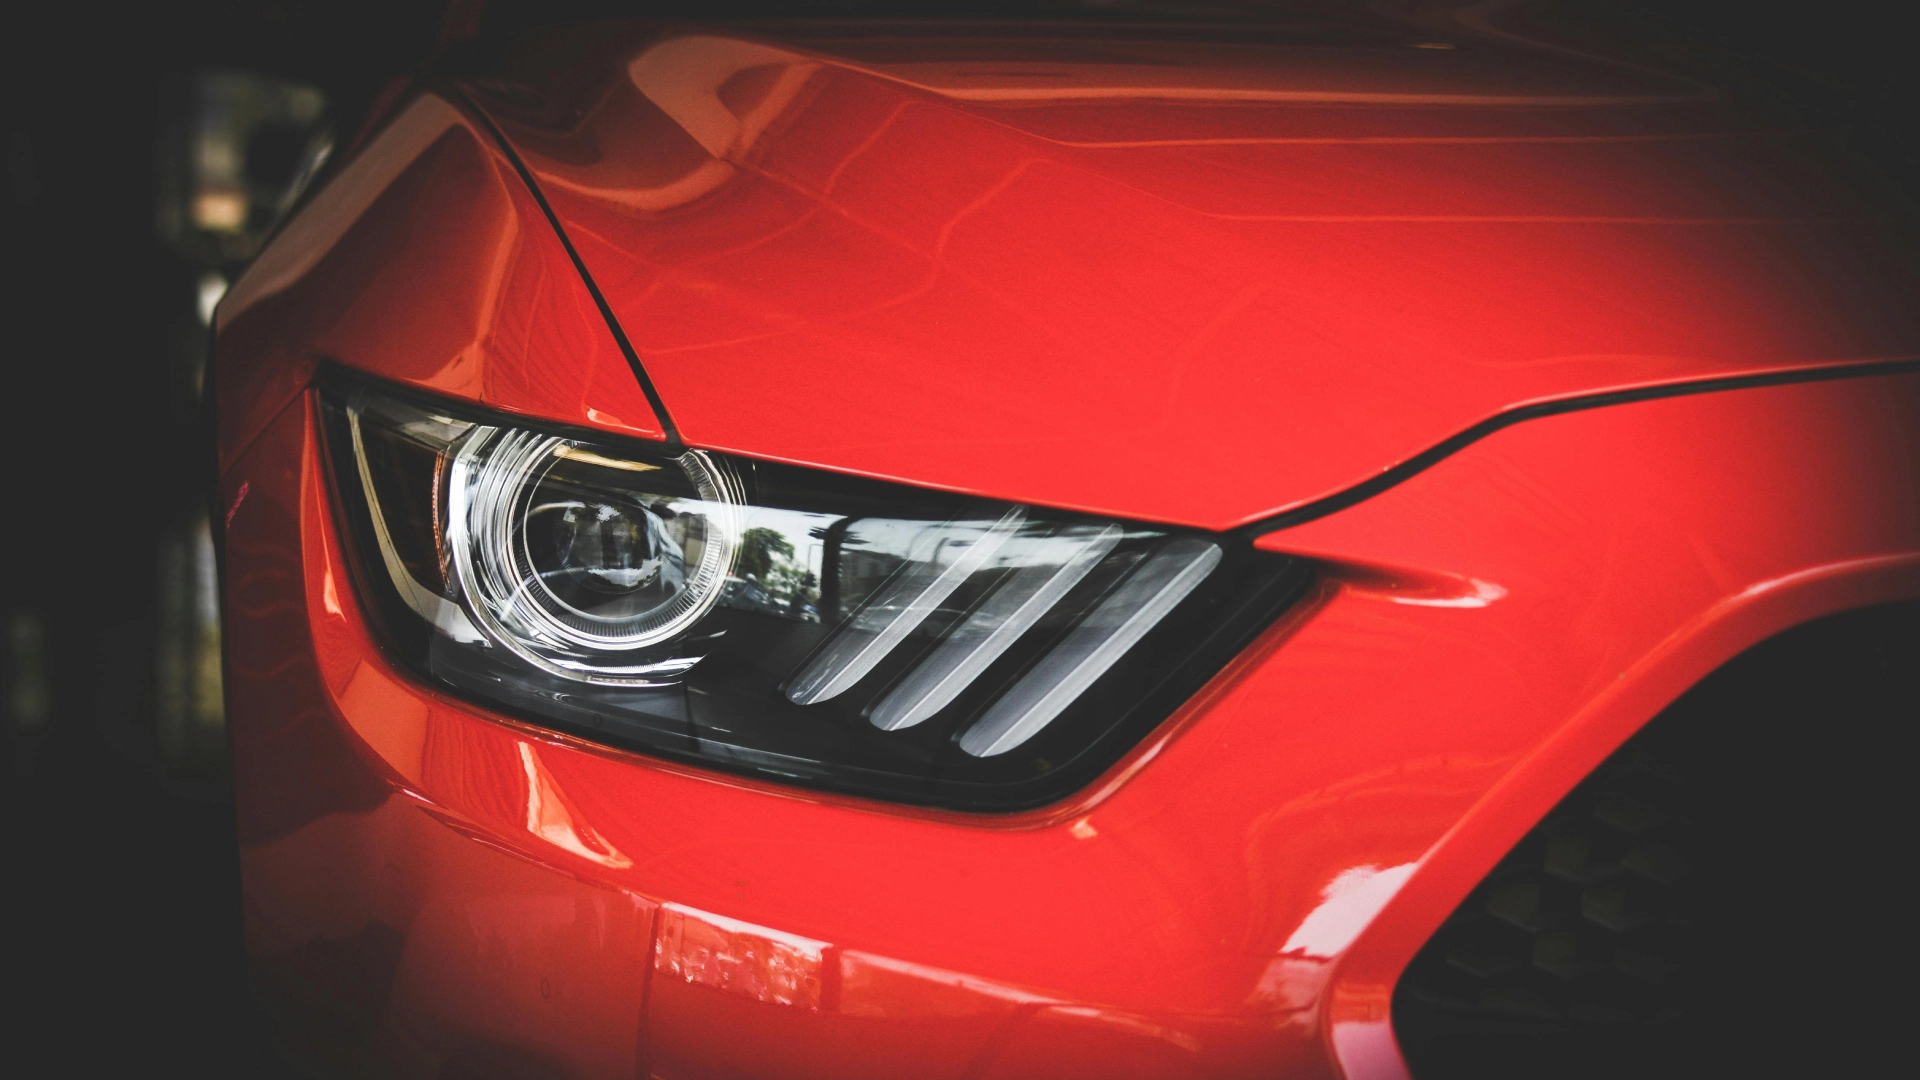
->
317 366 1313 812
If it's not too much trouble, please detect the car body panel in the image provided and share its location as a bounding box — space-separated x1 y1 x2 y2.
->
468 26 1920 529
219 367 1920 1077
215 94 665 476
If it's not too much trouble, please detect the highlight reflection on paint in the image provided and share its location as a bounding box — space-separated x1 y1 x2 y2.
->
655 904 828 1009
519 742 633 869
1283 863 1418 958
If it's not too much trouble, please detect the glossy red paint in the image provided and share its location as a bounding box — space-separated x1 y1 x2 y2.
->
470 26 1920 530
220 367 1918 1076
214 93 664 475
212 16 1920 1079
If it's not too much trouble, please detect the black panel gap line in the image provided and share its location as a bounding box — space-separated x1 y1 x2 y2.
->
450 84 686 452
1237 357 1920 538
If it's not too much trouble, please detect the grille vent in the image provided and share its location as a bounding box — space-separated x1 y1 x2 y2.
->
1392 601 1917 1079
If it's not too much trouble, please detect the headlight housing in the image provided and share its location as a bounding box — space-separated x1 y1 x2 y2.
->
321 373 1311 810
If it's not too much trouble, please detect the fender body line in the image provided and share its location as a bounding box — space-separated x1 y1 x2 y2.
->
1242 355 1920 537
449 82 687 451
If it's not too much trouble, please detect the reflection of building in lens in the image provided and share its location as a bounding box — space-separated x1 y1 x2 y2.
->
644 507 689 598
723 525 821 620
546 500 687 609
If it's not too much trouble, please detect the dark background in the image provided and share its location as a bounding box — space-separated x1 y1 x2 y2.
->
3 1 1914 1073
3 4 445 1072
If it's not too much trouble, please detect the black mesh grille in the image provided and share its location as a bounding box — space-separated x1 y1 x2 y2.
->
1392 601 1918 1079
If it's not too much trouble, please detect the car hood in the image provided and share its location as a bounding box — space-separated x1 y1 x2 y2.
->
468 21 1920 529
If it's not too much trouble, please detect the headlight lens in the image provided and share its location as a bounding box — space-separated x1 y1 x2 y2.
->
322 374 1311 810
449 426 743 677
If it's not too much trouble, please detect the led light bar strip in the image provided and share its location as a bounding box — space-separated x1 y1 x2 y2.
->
958 538 1221 758
786 507 1027 705
870 524 1122 732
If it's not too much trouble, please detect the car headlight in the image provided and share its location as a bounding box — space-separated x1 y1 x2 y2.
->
321 373 1311 810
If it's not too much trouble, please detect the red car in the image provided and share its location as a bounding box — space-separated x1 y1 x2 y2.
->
213 4 1919 1078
